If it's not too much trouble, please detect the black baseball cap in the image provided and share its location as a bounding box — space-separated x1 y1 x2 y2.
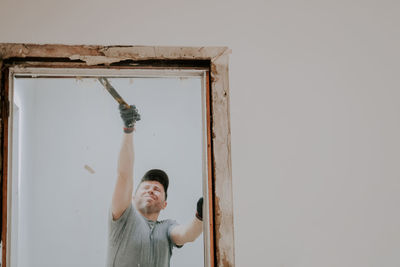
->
140 169 169 199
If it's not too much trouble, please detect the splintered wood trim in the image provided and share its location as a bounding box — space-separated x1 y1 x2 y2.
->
6 61 211 71
0 43 234 267
210 54 235 267
206 71 215 267
0 44 229 65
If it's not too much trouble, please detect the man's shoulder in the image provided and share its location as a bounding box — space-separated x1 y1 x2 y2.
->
109 202 139 225
157 218 179 230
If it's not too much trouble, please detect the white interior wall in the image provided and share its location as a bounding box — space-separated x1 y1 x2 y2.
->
12 80 36 267
11 103 19 267
12 77 204 267
1 1 400 266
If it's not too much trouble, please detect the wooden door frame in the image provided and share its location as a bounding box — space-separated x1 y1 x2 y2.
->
0 44 234 267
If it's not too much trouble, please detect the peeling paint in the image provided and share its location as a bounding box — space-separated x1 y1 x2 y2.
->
221 252 232 267
69 55 127 66
211 49 235 266
0 44 229 67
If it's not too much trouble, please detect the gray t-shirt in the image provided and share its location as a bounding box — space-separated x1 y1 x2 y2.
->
106 203 181 267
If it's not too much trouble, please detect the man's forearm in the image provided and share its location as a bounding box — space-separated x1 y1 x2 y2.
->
172 217 203 245
112 132 134 219
118 132 134 180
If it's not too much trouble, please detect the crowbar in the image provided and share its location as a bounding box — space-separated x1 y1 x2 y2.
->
98 77 130 109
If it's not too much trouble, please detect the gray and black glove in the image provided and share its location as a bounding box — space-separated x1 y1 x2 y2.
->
196 197 203 221
119 103 141 133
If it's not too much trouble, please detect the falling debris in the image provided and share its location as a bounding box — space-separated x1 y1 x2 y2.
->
84 164 95 174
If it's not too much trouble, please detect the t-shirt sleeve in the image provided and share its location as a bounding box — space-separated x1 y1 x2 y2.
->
167 220 184 249
108 203 134 245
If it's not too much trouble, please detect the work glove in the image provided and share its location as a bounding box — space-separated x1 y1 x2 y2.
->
196 197 203 221
119 103 141 133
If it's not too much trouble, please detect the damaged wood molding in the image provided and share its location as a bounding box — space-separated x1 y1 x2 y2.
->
0 43 234 267
0 43 230 65
210 52 235 267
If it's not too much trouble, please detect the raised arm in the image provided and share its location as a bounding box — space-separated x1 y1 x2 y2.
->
111 104 141 220
170 197 204 245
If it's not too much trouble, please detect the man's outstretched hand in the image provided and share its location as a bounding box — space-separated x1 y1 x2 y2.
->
196 197 203 221
119 104 141 133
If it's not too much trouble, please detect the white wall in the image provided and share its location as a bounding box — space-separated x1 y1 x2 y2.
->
12 77 204 267
1 1 400 266
12 80 37 267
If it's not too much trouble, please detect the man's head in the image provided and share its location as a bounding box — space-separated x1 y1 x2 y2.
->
140 169 169 199
134 169 169 218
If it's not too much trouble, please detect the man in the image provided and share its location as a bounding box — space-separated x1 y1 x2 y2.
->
106 104 204 267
